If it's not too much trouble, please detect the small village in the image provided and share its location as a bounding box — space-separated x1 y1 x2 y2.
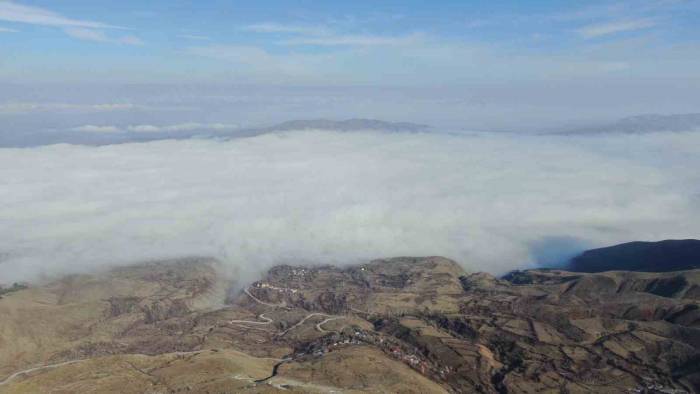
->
246 266 456 386
252 281 298 294
286 322 449 385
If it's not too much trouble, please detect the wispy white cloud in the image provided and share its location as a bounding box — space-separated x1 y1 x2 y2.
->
0 26 18 33
2 1 695 85
63 28 143 45
279 33 425 47
550 3 630 22
576 18 658 39
185 35 648 86
90 103 139 111
242 22 329 36
126 124 160 133
243 21 422 47
72 125 121 133
0 1 123 29
128 123 239 132
184 44 346 83
130 123 239 132
185 45 278 64
63 27 108 41
178 34 211 41
71 123 239 133
0 2 142 45
118 35 144 45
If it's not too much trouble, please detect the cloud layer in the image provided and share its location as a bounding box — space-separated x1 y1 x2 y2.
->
1 130 699 284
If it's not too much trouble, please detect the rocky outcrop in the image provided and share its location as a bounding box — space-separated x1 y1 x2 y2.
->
107 296 141 317
142 299 190 324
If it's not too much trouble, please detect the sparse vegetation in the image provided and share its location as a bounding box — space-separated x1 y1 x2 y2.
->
1 258 699 393
0 283 27 298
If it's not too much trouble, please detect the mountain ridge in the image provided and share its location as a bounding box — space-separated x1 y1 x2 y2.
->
0 118 431 148
566 239 700 273
557 113 700 135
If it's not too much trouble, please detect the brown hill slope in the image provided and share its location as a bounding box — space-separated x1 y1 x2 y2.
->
1 257 698 393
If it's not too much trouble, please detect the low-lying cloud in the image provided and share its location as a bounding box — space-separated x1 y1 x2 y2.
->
72 123 239 133
1 130 699 284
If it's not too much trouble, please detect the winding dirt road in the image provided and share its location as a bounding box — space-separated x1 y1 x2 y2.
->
229 313 273 325
278 313 329 337
244 287 286 308
316 316 344 333
1 287 346 388
242 286 344 335
0 359 85 386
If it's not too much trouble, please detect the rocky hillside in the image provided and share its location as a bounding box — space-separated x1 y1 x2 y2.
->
1 257 698 393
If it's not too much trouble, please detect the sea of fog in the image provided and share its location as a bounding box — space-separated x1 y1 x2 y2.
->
1 129 699 284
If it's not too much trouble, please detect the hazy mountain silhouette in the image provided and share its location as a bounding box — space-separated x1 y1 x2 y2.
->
568 239 700 273
559 113 700 135
0 119 431 148
260 119 430 133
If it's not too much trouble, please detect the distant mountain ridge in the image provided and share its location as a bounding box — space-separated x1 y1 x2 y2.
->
567 239 700 273
260 119 430 133
559 113 700 135
0 118 431 148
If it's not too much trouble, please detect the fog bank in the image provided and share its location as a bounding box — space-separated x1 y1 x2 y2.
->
1 130 699 284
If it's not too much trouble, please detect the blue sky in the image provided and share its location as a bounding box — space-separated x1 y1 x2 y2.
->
1 0 699 85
